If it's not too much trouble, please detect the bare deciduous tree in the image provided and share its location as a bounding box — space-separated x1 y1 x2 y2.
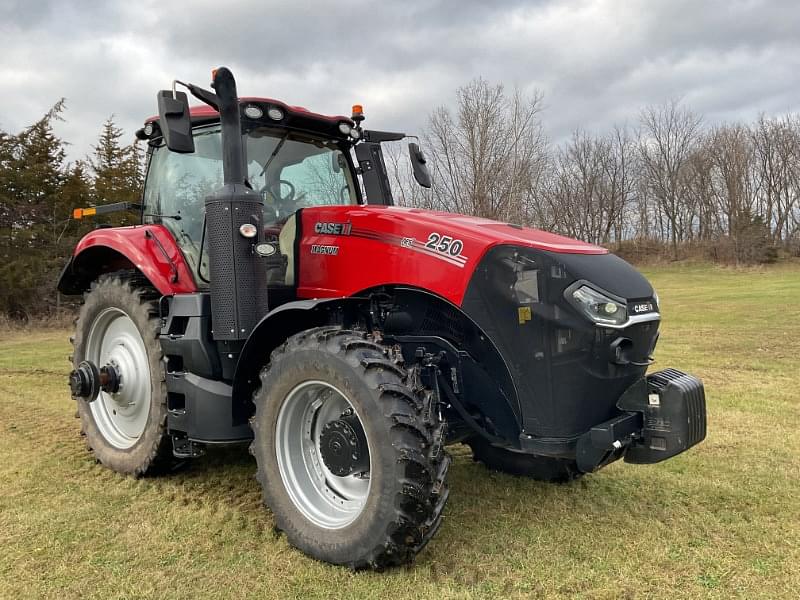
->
751 115 800 244
424 78 548 224
544 126 635 244
638 100 702 258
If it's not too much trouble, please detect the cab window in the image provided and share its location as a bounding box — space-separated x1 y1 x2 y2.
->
142 125 357 285
142 127 222 278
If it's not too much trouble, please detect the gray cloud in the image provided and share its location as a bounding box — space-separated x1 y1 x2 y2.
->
0 0 797 164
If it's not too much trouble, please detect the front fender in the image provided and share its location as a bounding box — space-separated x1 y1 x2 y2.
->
57 225 197 295
231 297 368 411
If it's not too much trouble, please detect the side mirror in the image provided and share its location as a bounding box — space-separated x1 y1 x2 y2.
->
156 90 195 153
408 142 431 188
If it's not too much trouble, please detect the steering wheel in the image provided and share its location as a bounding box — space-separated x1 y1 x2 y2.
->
261 179 296 220
260 179 295 203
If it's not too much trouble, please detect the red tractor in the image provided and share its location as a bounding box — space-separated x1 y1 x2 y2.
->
60 68 706 569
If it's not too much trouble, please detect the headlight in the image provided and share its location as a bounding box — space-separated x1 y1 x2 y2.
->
243 104 263 119
568 285 627 326
267 106 284 121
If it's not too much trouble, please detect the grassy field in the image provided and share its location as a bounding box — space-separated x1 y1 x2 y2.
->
1 263 798 599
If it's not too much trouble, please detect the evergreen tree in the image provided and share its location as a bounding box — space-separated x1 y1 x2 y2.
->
57 160 93 243
0 100 69 316
90 116 143 225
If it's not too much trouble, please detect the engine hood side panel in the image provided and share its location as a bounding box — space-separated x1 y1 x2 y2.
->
295 206 607 304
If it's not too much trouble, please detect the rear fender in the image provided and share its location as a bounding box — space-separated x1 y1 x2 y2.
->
57 225 197 295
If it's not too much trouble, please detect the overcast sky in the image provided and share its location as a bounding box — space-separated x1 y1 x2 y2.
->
1 0 798 163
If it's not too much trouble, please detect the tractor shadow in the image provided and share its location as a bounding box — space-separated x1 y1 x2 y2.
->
137 440 706 578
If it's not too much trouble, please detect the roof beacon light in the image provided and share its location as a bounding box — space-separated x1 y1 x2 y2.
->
352 104 365 126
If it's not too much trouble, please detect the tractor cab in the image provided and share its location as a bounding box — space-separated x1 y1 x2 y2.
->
136 88 429 304
138 98 367 298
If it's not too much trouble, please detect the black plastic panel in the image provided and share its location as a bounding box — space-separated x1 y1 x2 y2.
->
166 372 252 442
159 293 221 379
462 245 660 439
204 185 269 341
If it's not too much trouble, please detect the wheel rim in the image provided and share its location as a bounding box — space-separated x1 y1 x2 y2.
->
85 308 152 449
275 381 372 529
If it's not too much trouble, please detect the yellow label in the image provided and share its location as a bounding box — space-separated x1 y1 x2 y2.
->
518 306 532 324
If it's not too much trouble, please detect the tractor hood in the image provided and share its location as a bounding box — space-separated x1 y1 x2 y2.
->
296 205 619 307
355 206 607 256
295 203 658 442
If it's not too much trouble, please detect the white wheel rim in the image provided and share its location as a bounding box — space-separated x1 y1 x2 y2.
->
275 380 372 530
85 308 152 449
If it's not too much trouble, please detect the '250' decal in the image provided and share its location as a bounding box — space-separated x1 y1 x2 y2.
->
425 232 464 257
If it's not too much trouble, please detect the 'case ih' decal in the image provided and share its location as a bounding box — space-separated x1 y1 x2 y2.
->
314 222 352 235
349 228 468 267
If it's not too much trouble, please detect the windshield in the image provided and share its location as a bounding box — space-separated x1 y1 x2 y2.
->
246 127 357 223
142 126 358 280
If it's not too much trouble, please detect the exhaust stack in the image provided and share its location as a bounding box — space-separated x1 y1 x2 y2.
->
204 67 268 342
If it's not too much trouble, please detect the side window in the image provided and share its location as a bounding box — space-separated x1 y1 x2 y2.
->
143 128 223 279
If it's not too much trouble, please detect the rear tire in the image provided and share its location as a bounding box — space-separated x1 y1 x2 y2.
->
251 327 450 569
466 436 582 483
71 273 171 476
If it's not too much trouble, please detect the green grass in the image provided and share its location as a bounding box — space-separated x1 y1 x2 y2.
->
1 263 798 599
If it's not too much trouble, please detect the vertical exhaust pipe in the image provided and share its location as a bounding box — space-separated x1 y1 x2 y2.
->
204 67 268 344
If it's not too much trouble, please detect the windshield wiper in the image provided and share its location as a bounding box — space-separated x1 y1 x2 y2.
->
258 132 290 178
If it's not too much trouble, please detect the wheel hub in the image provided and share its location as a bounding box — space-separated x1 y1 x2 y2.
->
99 363 121 394
69 360 122 401
319 413 369 476
69 360 101 400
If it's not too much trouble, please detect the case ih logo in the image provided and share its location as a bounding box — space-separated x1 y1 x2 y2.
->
632 302 655 314
314 222 352 235
311 244 339 255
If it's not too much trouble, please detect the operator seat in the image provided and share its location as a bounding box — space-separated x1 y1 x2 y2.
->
278 212 297 286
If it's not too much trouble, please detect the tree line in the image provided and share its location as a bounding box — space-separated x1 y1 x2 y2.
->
393 79 800 265
0 102 143 317
2 82 798 318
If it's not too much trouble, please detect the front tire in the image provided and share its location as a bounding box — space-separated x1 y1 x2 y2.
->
251 327 450 569
71 273 171 476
